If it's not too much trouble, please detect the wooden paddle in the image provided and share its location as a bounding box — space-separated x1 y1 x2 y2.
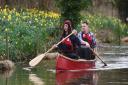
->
90 48 107 66
29 30 76 67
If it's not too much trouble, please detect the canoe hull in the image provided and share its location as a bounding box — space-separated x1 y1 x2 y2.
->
56 55 95 70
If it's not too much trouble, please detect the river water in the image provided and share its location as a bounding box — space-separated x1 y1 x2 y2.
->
0 45 128 85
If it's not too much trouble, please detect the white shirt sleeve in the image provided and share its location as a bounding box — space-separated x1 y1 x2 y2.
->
77 32 83 43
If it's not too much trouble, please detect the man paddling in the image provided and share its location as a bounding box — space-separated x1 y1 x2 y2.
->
77 21 96 60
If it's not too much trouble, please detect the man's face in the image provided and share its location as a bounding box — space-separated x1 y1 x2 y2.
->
81 23 89 33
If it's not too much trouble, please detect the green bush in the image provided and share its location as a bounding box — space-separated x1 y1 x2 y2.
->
0 7 60 61
56 0 92 29
81 13 128 43
0 7 127 62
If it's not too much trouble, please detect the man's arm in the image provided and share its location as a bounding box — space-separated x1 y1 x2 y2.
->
77 32 90 47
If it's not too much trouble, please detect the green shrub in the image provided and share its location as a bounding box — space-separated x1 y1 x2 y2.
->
0 7 60 61
81 13 128 43
0 7 127 61
56 0 92 29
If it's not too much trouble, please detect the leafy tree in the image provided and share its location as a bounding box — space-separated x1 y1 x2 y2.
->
56 0 92 29
112 0 128 23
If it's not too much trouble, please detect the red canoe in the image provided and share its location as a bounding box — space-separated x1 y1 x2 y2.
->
56 54 96 70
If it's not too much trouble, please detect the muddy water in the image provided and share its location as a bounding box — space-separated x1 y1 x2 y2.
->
0 45 128 85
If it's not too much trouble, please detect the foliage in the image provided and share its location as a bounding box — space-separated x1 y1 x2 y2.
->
0 7 60 61
55 0 92 29
81 13 128 43
112 0 128 23
0 6 127 61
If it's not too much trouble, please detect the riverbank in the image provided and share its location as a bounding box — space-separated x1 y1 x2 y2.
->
0 60 15 71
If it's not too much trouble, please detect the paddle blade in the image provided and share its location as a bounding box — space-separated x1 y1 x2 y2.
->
29 54 45 67
103 62 107 66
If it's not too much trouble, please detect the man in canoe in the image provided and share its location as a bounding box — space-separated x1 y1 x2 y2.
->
53 19 81 59
77 21 96 60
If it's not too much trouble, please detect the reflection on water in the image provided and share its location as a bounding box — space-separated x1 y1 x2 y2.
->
0 69 14 85
95 45 128 70
97 69 128 85
0 69 14 79
29 73 44 85
0 45 128 85
56 70 98 85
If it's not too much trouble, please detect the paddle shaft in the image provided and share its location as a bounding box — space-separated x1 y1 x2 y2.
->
90 48 107 66
43 31 75 55
29 31 75 67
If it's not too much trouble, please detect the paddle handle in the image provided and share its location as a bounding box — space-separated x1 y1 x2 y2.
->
56 31 75 46
44 31 75 55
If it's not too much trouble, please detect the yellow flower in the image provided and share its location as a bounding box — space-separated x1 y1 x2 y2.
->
3 8 7 15
35 18 38 21
8 15 11 21
13 8 16 11
16 12 20 17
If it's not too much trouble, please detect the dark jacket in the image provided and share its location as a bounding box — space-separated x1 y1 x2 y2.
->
58 34 81 54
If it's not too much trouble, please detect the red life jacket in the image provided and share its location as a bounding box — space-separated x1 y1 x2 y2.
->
82 33 93 45
62 38 73 51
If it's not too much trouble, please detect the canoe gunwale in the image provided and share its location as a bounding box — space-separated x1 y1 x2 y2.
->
57 54 96 62
56 54 96 70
